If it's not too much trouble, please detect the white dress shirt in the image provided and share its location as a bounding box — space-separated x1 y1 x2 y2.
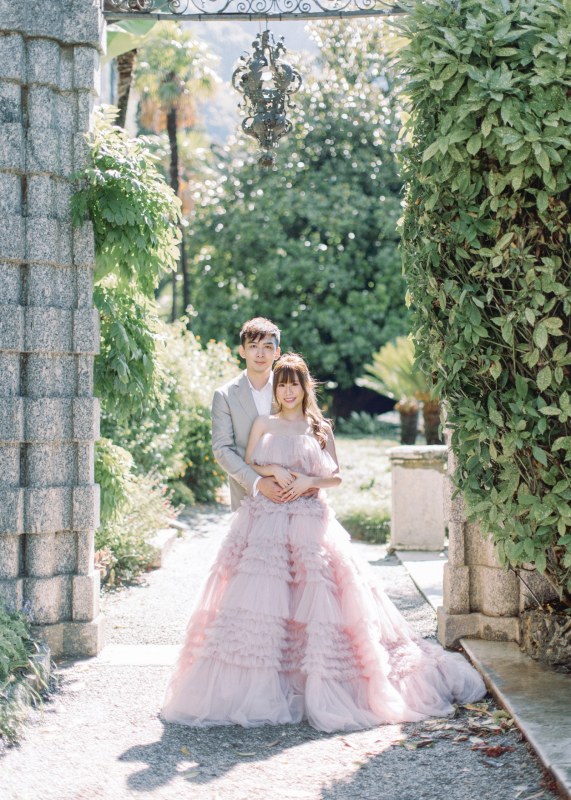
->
247 372 273 494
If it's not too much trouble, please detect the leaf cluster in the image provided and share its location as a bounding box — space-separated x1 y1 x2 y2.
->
398 0 571 599
71 106 181 295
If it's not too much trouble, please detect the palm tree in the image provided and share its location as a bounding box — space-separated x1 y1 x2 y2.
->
358 337 443 445
134 23 218 321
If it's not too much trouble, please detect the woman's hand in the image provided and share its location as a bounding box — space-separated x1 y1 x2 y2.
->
272 465 295 489
283 472 314 501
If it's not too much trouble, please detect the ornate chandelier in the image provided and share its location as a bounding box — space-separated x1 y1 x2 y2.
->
232 30 302 167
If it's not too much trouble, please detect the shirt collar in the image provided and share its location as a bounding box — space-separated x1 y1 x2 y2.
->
246 371 273 394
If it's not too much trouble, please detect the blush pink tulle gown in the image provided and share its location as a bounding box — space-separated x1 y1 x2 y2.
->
161 433 486 733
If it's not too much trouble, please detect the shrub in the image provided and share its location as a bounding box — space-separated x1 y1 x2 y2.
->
0 604 50 746
95 440 178 586
335 411 399 440
102 321 239 499
398 0 571 601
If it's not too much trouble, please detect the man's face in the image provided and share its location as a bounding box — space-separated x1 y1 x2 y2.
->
239 336 280 374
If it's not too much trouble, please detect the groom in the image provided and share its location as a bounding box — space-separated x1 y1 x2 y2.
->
211 317 285 510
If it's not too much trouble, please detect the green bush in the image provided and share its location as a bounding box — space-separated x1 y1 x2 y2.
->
102 321 239 500
339 511 391 544
71 105 181 294
336 412 399 440
95 439 178 586
0 604 49 746
398 0 571 601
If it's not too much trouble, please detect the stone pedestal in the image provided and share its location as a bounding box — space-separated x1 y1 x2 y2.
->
388 445 447 551
0 1 105 657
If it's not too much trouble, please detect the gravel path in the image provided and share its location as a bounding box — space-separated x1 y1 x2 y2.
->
1 506 560 800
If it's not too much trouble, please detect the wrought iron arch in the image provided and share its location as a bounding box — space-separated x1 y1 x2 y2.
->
103 0 406 22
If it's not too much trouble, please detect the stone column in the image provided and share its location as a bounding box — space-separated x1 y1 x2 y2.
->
438 441 521 648
0 1 105 657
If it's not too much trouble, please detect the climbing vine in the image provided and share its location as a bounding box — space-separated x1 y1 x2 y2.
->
398 0 571 601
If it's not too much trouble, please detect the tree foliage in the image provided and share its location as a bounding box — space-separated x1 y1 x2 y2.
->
398 0 571 600
187 20 409 389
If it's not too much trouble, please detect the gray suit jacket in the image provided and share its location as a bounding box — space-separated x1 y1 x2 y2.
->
211 370 274 511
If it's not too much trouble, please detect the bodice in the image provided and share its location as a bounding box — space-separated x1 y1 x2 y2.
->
251 432 337 478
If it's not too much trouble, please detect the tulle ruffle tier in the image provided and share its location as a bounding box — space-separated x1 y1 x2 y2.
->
162 487 485 732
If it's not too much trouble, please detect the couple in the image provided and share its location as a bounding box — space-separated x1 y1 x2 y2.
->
161 318 485 732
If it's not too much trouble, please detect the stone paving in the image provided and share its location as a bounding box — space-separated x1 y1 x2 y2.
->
1 507 561 800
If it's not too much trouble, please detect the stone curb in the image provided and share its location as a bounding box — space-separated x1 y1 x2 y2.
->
461 639 571 800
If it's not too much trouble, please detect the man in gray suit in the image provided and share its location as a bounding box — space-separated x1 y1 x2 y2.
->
211 317 285 510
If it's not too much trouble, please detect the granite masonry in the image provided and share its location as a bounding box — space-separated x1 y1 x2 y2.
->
0 0 105 656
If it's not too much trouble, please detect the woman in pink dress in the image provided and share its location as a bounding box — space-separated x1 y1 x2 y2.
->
161 353 486 732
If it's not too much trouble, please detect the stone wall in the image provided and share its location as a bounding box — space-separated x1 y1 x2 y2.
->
0 0 105 656
438 440 556 648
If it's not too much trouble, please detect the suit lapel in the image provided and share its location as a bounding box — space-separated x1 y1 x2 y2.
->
234 371 258 421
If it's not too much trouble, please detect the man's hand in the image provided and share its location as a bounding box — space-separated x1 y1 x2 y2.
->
258 476 285 504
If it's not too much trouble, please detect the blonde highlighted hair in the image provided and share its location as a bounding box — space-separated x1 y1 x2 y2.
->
273 353 331 449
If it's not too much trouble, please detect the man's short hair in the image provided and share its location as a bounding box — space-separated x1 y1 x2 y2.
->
240 317 280 347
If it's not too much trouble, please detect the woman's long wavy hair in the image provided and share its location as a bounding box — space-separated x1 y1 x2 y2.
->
273 353 331 449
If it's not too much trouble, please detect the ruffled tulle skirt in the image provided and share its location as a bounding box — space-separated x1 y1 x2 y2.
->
161 494 485 733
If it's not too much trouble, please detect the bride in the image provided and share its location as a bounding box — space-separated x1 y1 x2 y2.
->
161 353 486 732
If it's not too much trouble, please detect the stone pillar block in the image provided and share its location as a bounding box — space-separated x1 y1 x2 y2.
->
54 532 78 574
30 622 63 658
25 125 60 173
26 217 63 265
59 48 74 92
26 442 76 487
0 577 24 612
25 307 72 352
73 309 99 354
0 304 24 351
0 79 21 123
77 530 94 575
0 396 24 441
0 122 25 170
26 38 61 87
465 522 500 568
0 353 20 394
77 354 94 396
0 215 25 262
0 535 21 579
27 265 75 308
0 173 22 216
24 353 75 397
73 397 99 441
25 532 56 577
0 263 21 305
74 46 100 93
25 574 72 624
72 221 96 268
24 398 72 441
62 615 105 657
0 443 20 485
72 571 99 621
446 520 465 566
0 487 24 533
73 484 100 531
389 445 447 551
24 486 72 533
443 563 470 615
77 443 94 484
0 35 25 78
470 565 520 617
0 0 25 30
437 607 480 648
24 1 64 39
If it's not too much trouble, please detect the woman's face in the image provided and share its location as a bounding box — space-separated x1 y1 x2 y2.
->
275 376 305 413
